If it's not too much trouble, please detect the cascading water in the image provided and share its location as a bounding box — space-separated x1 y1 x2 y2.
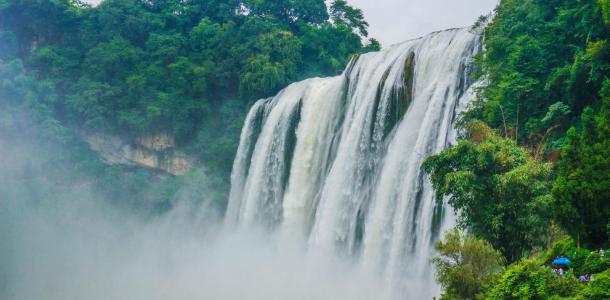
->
226 28 481 298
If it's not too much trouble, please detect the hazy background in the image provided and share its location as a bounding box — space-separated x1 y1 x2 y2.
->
0 102 405 299
83 0 498 45
0 131 402 300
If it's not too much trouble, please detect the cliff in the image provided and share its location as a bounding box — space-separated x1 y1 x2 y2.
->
82 131 194 176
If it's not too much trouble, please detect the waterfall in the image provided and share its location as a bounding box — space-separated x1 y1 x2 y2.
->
226 28 481 298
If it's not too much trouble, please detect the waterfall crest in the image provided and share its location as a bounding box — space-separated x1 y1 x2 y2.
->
226 28 481 297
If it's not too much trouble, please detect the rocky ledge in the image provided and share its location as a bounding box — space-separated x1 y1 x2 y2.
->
82 131 194 176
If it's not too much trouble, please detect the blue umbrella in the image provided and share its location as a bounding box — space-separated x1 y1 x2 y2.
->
552 257 571 266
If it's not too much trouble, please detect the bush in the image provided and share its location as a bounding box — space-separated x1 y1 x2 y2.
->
432 229 504 300
541 237 592 275
579 269 610 300
582 252 610 274
484 259 580 300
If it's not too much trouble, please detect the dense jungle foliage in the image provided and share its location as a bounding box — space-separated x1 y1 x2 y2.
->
425 0 610 298
1 0 609 298
0 0 378 209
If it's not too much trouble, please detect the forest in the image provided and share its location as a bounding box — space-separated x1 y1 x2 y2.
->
423 0 610 298
1 0 609 299
0 0 378 207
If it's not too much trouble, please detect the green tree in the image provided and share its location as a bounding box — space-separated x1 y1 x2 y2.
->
243 0 328 25
599 0 610 24
423 122 554 262
467 0 607 147
580 269 610 300
298 23 366 76
239 30 302 99
480 238 610 300
330 0 369 37
83 36 142 83
553 80 610 247
81 0 157 47
432 229 505 300
0 0 376 206
484 259 580 300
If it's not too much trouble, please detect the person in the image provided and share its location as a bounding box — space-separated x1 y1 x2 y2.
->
600 248 605 257
558 268 564 276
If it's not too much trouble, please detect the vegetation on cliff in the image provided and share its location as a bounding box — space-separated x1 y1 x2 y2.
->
0 0 377 209
426 0 610 298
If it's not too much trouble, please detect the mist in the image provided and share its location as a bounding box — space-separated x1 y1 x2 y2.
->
0 131 403 300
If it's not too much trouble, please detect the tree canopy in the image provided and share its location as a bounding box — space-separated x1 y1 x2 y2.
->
423 122 554 262
0 0 380 198
427 1 610 296
466 0 608 149
553 80 610 247
432 229 505 300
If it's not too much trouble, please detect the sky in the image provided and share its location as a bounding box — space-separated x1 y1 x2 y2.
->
348 0 499 45
83 0 499 46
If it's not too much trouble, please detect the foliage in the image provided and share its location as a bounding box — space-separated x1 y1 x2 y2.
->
431 0 610 297
582 252 610 275
0 0 374 139
600 0 610 25
0 57 214 213
239 30 302 99
580 269 610 300
432 229 505 300
553 80 610 247
481 239 610 300
484 259 581 300
0 0 377 204
423 122 553 262
467 0 609 149
242 0 329 25
452 0 609 258
541 237 599 275
547 237 610 278
330 0 369 37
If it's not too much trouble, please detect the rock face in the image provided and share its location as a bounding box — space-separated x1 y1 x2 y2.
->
83 131 194 176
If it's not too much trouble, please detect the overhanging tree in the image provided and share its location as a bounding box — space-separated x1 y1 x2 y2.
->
423 121 554 262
